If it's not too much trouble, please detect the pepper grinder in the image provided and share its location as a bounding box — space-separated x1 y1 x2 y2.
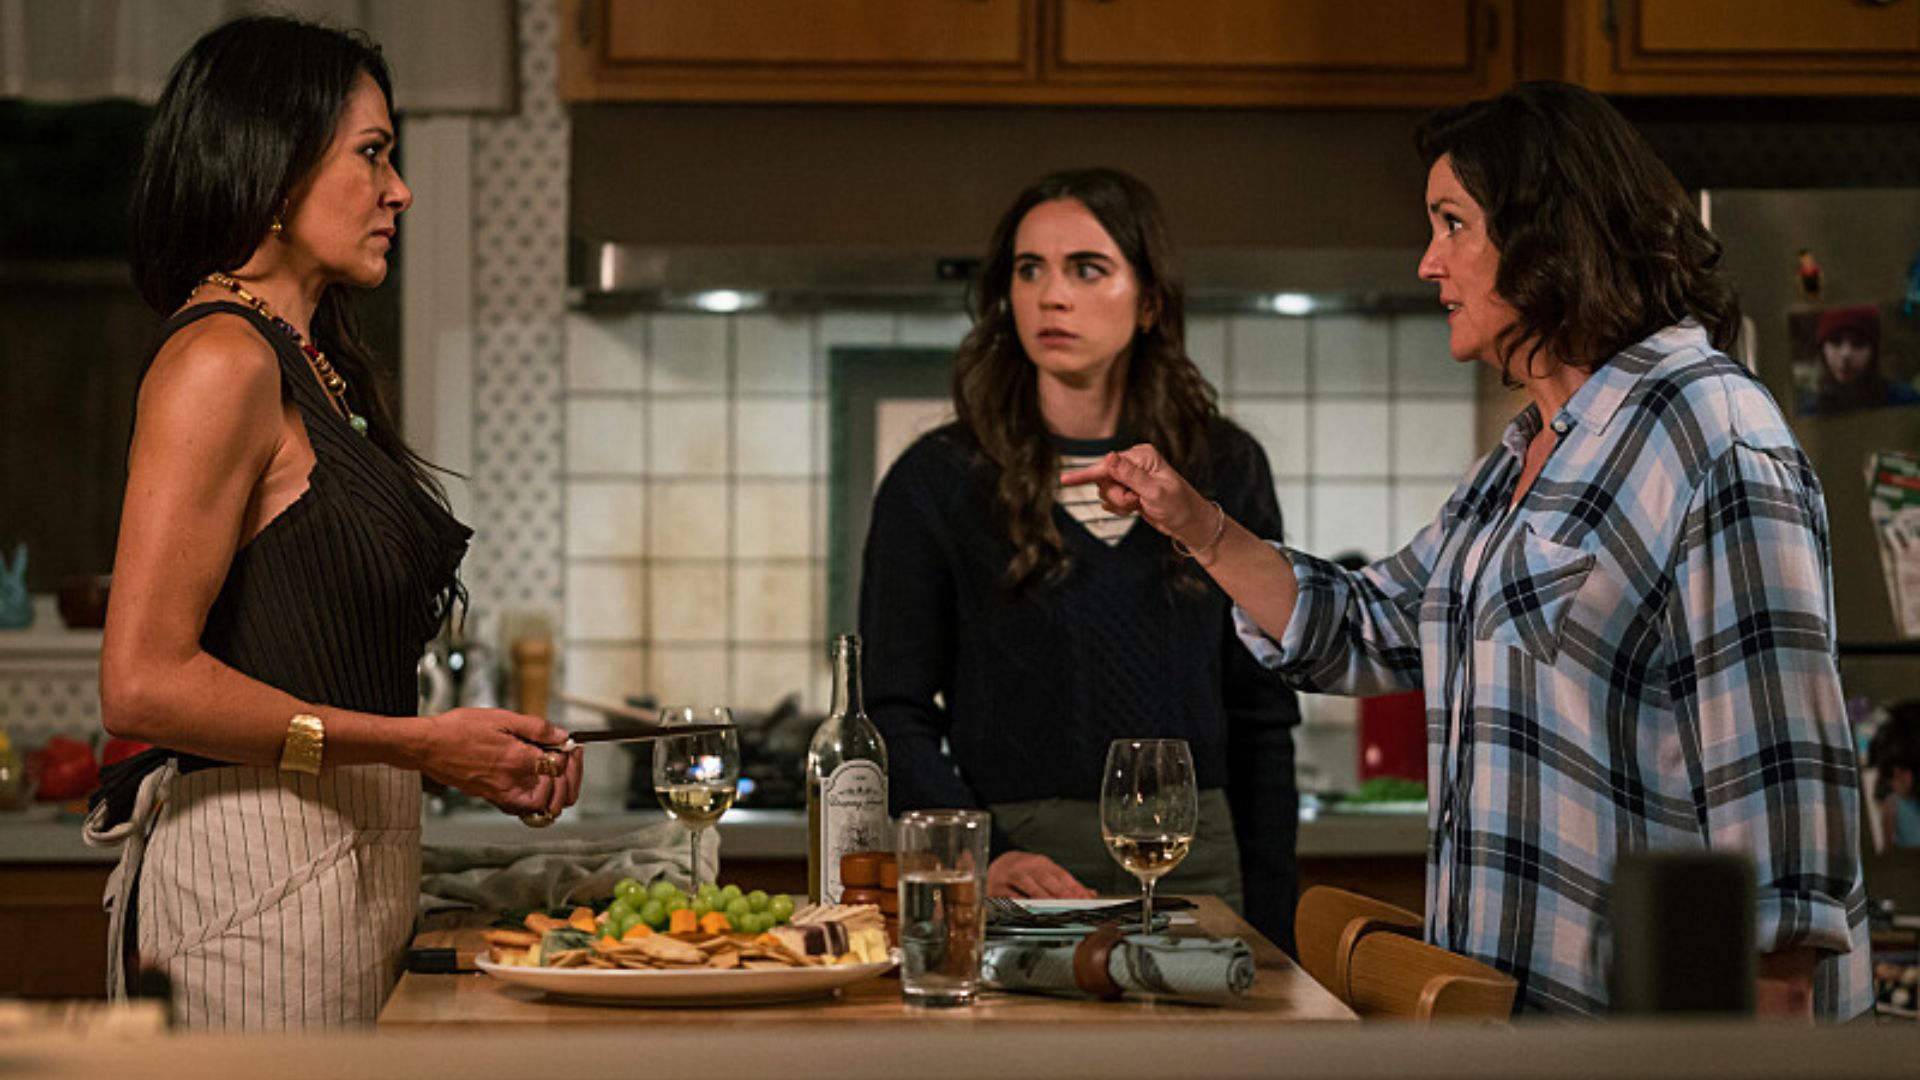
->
510 636 553 720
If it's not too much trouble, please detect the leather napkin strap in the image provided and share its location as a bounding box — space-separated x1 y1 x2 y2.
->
1072 921 1127 1000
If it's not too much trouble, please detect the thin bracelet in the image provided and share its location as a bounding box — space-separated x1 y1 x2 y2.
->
1170 500 1226 561
279 713 325 775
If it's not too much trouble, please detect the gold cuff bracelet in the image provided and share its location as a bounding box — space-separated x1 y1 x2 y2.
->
279 712 325 775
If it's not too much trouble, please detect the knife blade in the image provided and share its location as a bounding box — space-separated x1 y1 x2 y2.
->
552 723 735 749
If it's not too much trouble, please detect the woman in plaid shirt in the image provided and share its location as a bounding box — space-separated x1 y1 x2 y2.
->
1065 82 1872 1019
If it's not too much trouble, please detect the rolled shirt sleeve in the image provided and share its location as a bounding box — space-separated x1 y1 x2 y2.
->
1665 442 1863 958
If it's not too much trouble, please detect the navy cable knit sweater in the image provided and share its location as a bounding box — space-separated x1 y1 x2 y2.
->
858 419 1302 949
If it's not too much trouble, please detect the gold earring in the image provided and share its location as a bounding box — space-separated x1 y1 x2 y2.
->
270 216 284 236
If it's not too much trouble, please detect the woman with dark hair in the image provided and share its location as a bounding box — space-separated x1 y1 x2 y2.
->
93 15 580 1028
860 168 1302 950
1067 83 1871 1018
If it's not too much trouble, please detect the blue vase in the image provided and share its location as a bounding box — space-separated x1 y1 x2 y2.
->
0 544 31 629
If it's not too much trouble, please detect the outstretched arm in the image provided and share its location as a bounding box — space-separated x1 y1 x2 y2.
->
1061 444 1300 640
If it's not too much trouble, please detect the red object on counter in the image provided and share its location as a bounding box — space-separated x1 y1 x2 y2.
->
1357 691 1426 783
100 737 151 768
27 735 100 801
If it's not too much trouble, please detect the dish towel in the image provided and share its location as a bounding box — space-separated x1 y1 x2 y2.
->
419 821 716 914
981 931 1257 1003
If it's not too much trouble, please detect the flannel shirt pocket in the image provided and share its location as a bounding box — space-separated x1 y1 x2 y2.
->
1474 524 1595 665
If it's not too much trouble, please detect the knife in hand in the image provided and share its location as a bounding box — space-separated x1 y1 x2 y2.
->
541 693 733 750
544 724 734 751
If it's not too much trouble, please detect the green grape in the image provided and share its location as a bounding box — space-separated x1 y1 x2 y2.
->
666 894 691 913
606 897 637 922
648 879 679 902
719 883 743 904
612 911 639 938
755 912 781 935
768 894 795 922
691 898 712 918
697 882 722 903
639 898 667 928
746 889 769 913
724 896 751 921
614 878 645 905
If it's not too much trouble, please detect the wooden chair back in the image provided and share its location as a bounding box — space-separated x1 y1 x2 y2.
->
1294 885 1422 998
1345 926 1518 1021
1294 884 1515 1022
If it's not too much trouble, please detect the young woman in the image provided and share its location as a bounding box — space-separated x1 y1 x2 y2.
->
859 168 1302 952
95 16 580 1028
1811 303 1918 414
1067 84 1873 1018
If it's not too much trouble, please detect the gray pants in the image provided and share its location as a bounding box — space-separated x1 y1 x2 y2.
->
988 788 1244 914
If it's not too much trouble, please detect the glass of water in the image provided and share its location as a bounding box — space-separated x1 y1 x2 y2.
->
895 808 991 1007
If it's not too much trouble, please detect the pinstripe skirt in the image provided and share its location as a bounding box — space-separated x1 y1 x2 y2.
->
129 762 421 1030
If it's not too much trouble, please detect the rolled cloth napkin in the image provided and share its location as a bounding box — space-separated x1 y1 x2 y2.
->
419 820 717 914
981 928 1257 1002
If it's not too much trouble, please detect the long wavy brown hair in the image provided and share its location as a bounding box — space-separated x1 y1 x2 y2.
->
952 168 1219 589
1415 81 1740 383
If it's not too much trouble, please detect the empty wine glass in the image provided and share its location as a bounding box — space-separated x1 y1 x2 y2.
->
1100 738 1198 934
653 705 739 892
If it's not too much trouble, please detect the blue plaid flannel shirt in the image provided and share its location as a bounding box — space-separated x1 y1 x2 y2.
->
1239 321 1872 1017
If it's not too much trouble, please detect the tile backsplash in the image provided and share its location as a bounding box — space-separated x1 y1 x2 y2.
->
558 307 1479 730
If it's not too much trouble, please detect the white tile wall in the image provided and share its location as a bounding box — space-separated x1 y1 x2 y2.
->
733 482 816 559
1310 401 1391 478
1312 315 1393 394
565 398 646 475
649 316 730 393
558 308 1470 716
1186 316 1227 391
734 399 815 477
647 483 731 558
564 481 645 558
648 399 731 477
1226 398 1311 479
1229 317 1309 395
563 563 646 641
647 564 730 643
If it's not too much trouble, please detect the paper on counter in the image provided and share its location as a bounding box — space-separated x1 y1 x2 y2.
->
1866 451 1920 638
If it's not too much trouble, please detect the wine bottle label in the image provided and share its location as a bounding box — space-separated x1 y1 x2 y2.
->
819 759 888 903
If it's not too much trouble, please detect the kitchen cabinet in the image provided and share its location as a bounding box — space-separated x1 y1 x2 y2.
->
559 0 1514 106
1042 0 1513 106
558 0 1033 103
1546 0 1920 95
0 864 111 998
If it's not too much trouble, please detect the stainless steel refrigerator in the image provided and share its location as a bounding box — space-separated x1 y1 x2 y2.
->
1706 189 1920 706
1709 188 1920 953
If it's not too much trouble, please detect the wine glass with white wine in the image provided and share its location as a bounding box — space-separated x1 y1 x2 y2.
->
653 705 740 892
1100 738 1198 935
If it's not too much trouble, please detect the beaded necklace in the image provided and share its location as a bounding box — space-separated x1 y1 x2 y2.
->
199 271 368 436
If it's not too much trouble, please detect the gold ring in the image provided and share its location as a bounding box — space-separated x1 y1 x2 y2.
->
521 811 555 828
534 751 562 778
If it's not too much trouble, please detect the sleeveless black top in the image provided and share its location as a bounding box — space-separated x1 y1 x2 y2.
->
156 302 471 771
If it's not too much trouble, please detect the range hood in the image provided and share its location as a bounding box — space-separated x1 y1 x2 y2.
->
567 240 1434 317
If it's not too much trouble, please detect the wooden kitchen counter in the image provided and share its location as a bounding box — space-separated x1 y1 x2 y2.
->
378 896 1355 1028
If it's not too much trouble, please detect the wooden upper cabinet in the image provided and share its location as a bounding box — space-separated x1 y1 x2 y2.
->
1043 0 1514 106
559 0 1512 105
1560 0 1920 95
560 0 1033 103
